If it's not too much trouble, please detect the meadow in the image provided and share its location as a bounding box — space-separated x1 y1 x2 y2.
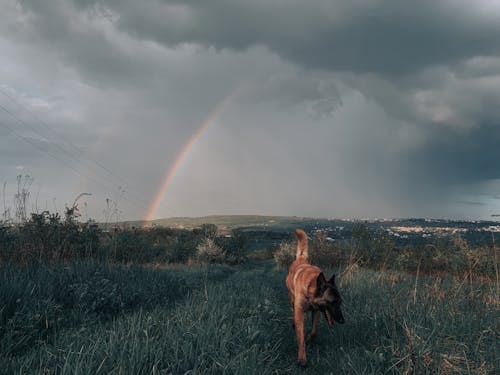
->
0 259 497 374
0 211 498 373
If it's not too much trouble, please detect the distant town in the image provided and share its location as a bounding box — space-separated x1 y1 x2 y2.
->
136 215 500 250
294 218 500 247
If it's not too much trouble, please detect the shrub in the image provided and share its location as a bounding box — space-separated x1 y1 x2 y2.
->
273 241 295 269
215 230 249 265
0 211 101 263
196 238 225 264
309 232 342 268
274 229 497 278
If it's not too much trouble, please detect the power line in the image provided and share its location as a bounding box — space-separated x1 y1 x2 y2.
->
0 100 148 212
0 115 149 212
0 88 150 206
0 88 84 155
0 89 149 204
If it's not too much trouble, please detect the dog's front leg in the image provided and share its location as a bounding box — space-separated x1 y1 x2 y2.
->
294 301 307 366
307 310 321 343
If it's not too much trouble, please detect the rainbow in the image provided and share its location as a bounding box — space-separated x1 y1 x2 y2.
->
143 97 231 223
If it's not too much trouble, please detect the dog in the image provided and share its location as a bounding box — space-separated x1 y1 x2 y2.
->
286 229 345 366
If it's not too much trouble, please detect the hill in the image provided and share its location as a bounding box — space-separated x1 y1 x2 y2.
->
125 215 310 229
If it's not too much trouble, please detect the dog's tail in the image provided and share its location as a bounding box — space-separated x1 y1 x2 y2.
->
295 229 308 259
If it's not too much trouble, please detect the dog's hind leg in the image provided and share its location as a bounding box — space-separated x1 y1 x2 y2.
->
288 291 296 329
307 310 321 343
294 302 307 366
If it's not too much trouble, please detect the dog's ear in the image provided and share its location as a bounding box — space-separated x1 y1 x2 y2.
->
328 274 336 285
316 272 327 295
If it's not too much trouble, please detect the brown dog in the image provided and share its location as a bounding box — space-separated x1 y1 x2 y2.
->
286 229 345 366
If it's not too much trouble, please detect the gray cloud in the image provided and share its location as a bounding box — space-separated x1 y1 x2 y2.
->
456 201 483 206
1 0 499 220
65 0 500 75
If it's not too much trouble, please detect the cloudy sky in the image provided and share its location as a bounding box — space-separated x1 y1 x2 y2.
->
1 0 500 222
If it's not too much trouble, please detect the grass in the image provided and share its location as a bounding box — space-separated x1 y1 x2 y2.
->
1 261 498 374
0 261 235 359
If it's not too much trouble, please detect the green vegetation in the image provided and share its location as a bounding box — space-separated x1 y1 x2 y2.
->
1 261 497 374
274 224 498 278
0 261 235 359
1 214 498 373
0 211 250 265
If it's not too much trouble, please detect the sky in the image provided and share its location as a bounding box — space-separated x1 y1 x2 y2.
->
1 0 500 222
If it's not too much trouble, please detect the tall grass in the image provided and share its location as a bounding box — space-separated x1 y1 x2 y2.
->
274 231 499 279
0 212 250 265
0 261 235 359
1 261 497 374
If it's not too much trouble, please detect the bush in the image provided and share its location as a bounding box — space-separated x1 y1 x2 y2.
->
309 232 343 268
273 241 295 269
196 238 225 264
274 229 497 278
0 211 101 263
215 230 249 265
274 232 352 270
0 213 252 266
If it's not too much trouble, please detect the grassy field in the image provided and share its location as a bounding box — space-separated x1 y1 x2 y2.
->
0 260 497 374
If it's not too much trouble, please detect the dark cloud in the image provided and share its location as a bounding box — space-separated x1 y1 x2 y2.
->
1 0 499 220
64 0 500 75
414 123 500 183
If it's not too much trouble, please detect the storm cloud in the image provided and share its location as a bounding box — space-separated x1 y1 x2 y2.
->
1 0 499 220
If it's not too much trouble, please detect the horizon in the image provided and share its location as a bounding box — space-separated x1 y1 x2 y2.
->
133 213 500 224
2 1 500 222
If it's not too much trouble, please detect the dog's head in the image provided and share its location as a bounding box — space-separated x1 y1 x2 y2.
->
314 272 345 325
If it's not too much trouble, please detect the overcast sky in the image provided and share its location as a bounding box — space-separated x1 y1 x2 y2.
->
1 0 500 222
